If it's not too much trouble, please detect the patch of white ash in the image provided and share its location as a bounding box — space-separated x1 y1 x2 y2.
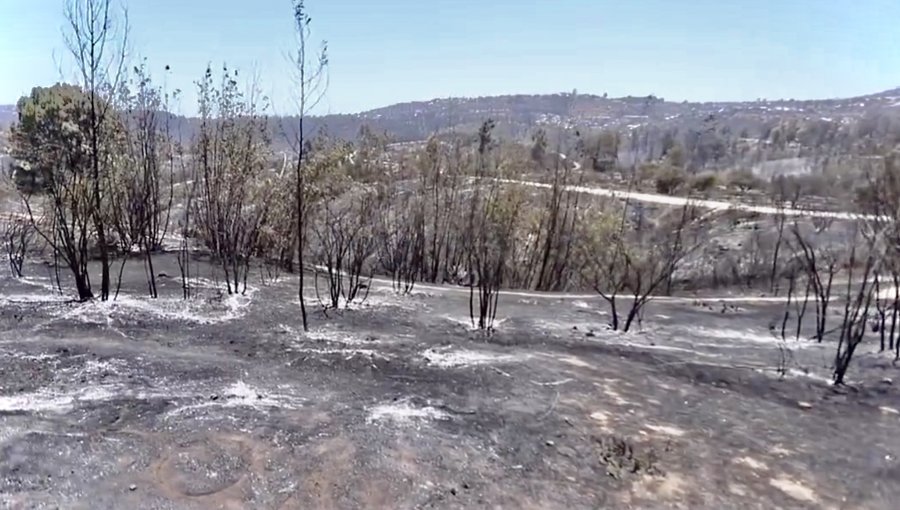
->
0 292 69 306
165 380 304 418
690 326 823 349
49 289 255 326
349 290 422 310
532 317 603 333
421 346 526 368
366 398 449 425
754 367 834 385
303 327 381 346
216 380 304 409
0 385 120 414
299 289 421 311
291 347 388 361
443 315 510 331
0 351 58 362
278 325 389 359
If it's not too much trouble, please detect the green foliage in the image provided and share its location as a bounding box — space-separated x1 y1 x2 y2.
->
688 172 718 193
530 128 547 163
10 84 91 192
724 169 763 192
664 143 686 168
588 130 620 172
653 165 686 195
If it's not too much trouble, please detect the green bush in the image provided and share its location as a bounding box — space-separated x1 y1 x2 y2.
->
689 172 718 193
654 166 685 195
726 170 763 192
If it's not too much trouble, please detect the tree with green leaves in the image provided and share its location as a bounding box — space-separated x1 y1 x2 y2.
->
12 84 97 300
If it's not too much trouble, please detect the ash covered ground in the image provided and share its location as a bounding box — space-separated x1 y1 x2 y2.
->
1 259 899 509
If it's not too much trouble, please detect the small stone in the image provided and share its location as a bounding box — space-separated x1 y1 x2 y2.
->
545 440 555 447
450 488 457 496
210 395 219 401
462 482 470 490
128 484 137 491
797 401 813 410
557 446 577 458
881 378 893 386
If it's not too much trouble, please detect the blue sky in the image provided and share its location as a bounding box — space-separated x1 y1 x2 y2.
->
2 0 899 115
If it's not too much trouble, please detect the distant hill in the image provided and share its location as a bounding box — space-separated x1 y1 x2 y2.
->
0 105 15 128
4 86 900 171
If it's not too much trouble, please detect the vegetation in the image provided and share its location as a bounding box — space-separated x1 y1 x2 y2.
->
6 0 900 386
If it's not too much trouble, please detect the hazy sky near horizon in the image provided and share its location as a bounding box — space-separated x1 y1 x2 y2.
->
1 0 899 115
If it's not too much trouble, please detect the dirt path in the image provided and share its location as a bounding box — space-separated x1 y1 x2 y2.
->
499 178 880 221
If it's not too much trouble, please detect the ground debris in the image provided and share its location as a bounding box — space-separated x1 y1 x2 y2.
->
594 435 663 480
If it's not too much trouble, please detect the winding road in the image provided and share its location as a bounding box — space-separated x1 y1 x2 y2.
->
499 178 880 221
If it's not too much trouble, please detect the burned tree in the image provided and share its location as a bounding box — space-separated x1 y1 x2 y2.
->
2 215 33 278
790 218 839 342
527 138 585 292
64 0 129 301
581 187 701 332
461 121 525 331
192 65 273 295
769 176 801 293
832 224 883 385
110 63 176 298
290 0 329 331
374 189 426 294
420 136 466 285
312 183 377 309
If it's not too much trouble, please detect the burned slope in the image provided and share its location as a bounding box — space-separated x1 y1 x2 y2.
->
0 269 899 509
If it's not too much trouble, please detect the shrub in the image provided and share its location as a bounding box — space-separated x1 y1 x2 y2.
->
653 166 685 195
689 172 718 193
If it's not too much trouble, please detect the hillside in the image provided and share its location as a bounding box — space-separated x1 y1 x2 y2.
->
4 87 900 171
278 88 900 145
0 105 15 128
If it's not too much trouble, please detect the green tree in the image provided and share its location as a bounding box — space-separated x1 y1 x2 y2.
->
12 84 96 300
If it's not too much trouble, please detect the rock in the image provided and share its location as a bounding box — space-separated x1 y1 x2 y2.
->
881 378 893 386
557 446 577 458
545 440 555 447
128 484 137 491
797 401 813 410
209 394 219 401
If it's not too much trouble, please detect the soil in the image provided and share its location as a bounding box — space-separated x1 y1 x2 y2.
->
1 258 899 509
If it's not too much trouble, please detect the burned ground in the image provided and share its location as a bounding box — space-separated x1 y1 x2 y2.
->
0 261 899 509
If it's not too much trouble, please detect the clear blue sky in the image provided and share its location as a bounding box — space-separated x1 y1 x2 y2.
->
2 0 899 115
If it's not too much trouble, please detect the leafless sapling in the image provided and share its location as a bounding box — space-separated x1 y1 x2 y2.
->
290 0 328 331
